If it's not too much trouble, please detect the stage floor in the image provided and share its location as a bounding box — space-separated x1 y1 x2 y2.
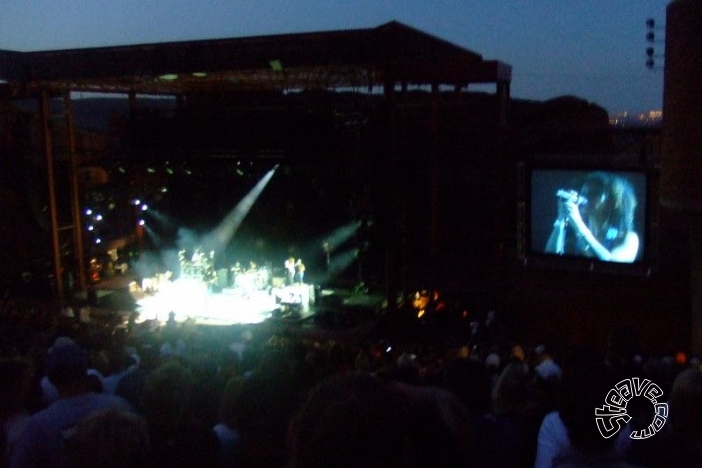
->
130 277 314 326
82 273 384 328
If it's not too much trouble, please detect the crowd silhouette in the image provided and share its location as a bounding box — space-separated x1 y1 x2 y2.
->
0 294 701 468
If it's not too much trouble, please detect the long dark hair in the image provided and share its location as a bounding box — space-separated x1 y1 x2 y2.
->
581 172 637 242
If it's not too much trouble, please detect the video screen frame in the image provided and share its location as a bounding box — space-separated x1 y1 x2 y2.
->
522 163 655 273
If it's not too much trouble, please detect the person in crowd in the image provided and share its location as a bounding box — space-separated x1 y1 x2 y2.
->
442 357 492 419
39 336 105 405
632 367 702 467
213 376 244 468
115 339 161 413
141 361 220 468
229 371 301 467
289 372 475 467
545 172 639 263
534 348 634 468
102 345 139 395
8 341 132 468
0 357 34 466
473 361 543 467
63 407 151 468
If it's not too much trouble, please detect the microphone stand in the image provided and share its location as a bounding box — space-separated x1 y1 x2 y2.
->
554 218 567 255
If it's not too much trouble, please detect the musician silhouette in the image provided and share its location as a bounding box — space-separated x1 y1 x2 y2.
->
295 259 305 284
285 257 296 285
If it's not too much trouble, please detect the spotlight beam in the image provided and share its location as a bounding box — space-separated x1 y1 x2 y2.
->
202 165 278 252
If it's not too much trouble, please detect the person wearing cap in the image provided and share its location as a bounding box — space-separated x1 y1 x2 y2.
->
39 337 105 405
9 342 132 468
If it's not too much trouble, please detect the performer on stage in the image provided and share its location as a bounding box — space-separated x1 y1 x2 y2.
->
545 172 639 263
295 259 305 284
285 257 296 285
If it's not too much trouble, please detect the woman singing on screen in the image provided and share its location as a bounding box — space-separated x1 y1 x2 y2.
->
545 172 639 263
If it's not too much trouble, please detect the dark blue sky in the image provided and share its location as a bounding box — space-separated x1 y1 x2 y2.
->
1 1 669 114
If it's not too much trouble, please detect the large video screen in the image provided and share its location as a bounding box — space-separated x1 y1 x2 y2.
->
530 168 647 264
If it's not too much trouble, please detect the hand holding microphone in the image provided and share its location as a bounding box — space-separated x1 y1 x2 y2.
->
555 188 589 233
556 189 588 207
553 189 588 254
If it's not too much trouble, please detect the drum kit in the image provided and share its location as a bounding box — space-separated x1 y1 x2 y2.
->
178 248 271 292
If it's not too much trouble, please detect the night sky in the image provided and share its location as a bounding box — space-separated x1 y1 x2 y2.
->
1 0 669 114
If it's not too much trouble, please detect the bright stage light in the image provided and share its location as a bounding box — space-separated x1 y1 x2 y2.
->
138 219 145 226
141 204 148 211
95 214 103 221
132 199 141 206
87 225 94 231
131 277 278 326
85 209 92 216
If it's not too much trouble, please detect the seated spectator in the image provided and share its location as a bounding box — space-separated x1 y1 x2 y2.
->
8 342 131 468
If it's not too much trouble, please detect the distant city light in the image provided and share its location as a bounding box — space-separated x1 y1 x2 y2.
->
609 109 662 127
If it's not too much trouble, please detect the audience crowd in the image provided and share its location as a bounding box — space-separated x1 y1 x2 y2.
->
1 293 701 467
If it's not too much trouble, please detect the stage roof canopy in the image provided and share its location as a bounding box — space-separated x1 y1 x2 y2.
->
0 21 511 96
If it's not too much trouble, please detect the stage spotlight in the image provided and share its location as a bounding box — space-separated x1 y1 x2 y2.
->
95 238 101 244
132 199 141 206
87 225 94 231
320 221 362 254
95 214 103 221
327 248 359 276
85 209 92 216
201 164 278 252
141 204 148 211
138 219 145 226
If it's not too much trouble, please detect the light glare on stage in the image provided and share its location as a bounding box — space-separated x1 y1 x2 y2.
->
132 278 277 326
